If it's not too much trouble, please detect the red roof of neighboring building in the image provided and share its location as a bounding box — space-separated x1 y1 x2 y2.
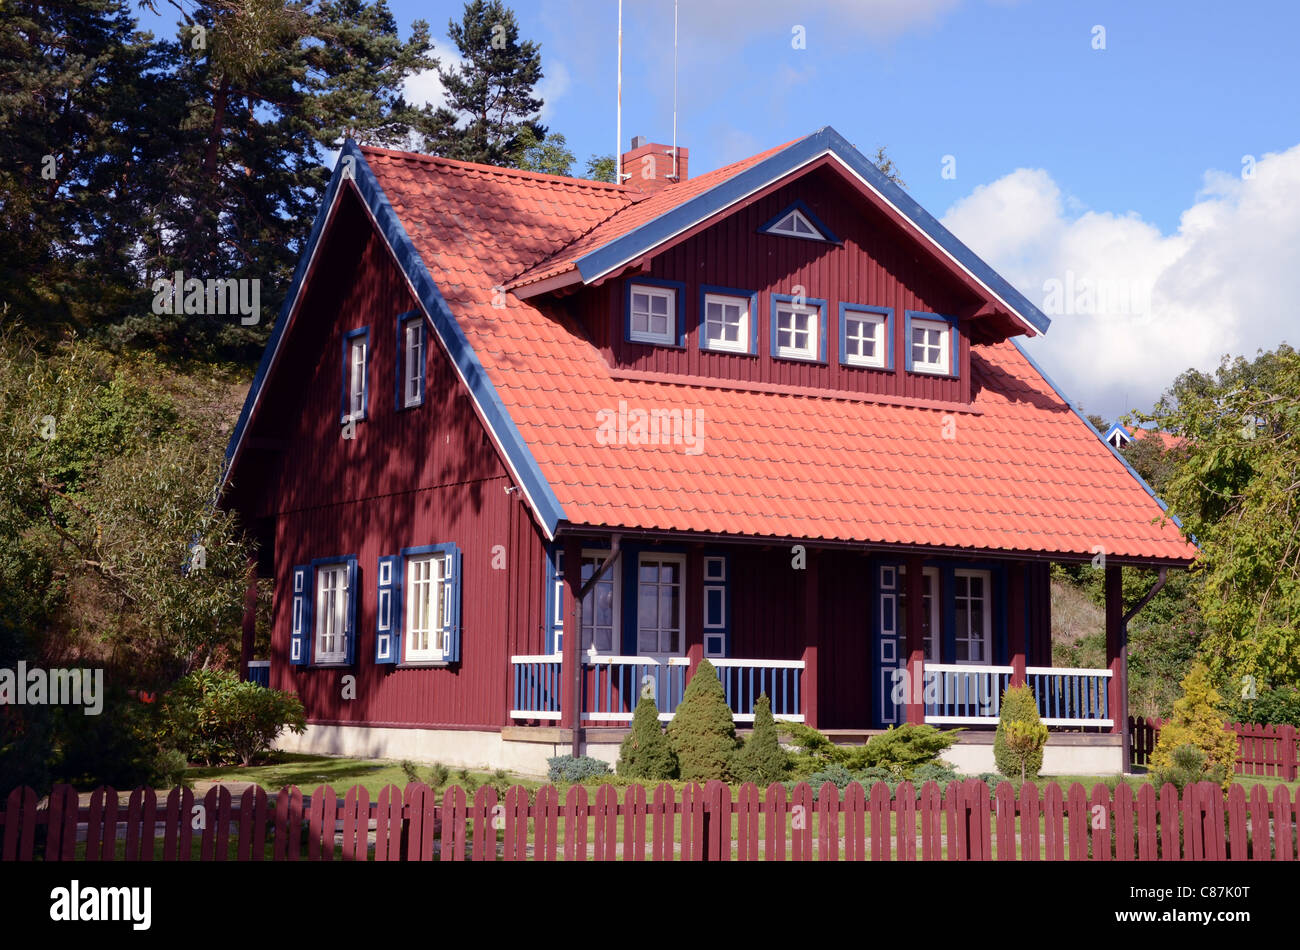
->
358 144 1197 563
1131 427 1188 451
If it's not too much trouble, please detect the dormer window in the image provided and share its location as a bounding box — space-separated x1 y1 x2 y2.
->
625 280 684 346
904 312 957 376
700 287 757 354
840 304 892 369
771 293 827 362
759 200 838 244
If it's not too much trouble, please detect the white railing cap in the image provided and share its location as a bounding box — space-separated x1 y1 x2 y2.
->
923 663 1014 674
510 654 563 663
1025 666 1113 677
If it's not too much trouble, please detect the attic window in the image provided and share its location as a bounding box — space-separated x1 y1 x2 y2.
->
905 312 956 376
759 201 836 243
625 280 685 346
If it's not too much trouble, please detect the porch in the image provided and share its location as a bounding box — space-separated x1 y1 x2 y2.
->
509 653 1114 729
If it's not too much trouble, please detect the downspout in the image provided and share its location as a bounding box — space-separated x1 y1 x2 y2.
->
1120 567 1168 771
571 534 622 758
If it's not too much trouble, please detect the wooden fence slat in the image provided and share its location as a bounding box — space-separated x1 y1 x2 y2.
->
535 785 559 862
1089 784 1110 861
1158 783 1178 861
919 782 942 861
471 786 496 862
502 786 530 862
968 780 990 861
706 781 731 862
593 784 618 862
563 785 587 862
1019 783 1041 862
1065 783 1088 860
1044 783 1065 861
895 782 917 861
2 787 37 861
623 784 647 862
995 782 1016 861
735 783 760 861
680 783 705 862
1136 784 1157 860
763 784 786 862
1273 785 1294 861
789 783 813 862
651 784 673 861
370 785 400 862
238 785 268 861
1113 784 1134 861
341 786 368 862
1247 784 1270 861
1226 785 1247 861
45 785 78 862
440 785 467 861
273 785 301 861
861 782 884 862
816 781 839 862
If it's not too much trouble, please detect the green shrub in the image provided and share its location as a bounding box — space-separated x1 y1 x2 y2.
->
1233 683 1300 726
1151 743 1227 794
616 694 678 780
728 694 789 785
56 687 188 790
547 754 612 784
1151 662 1236 792
994 684 1046 780
858 724 960 778
161 668 306 766
910 762 960 787
666 659 739 781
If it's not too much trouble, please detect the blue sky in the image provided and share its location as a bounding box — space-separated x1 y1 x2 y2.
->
137 1 1300 419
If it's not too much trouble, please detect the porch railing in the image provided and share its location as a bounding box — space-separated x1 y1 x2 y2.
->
922 663 1112 727
508 655 807 725
510 654 563 721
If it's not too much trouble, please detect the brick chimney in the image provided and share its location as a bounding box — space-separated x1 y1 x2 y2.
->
619 135 688 193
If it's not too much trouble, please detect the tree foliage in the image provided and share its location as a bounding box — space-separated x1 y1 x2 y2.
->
994 684 1046 780
1138 345 1300 685
1150 662 1236 792
616 693 678 780
728 693 789 784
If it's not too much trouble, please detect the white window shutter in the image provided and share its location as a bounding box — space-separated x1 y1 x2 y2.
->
375 555 401 663
290 565 311 665
443 546 462 662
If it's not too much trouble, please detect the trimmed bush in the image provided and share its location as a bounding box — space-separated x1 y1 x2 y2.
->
617 694 678 780
666 659 739 781
857 723 960 778
994 684 1046 780
728 694 789 785
1151 662 1236 791
1233 683 1300 726
546 754 611 784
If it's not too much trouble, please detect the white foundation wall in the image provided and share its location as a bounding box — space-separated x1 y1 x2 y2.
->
944 736 1124 776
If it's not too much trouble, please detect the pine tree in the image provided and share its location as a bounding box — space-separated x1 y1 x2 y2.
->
1150 662 1236 791
728 694 789 785
666 659 739 781
616 694 678 780
994 684 1047 780
426 0 545 166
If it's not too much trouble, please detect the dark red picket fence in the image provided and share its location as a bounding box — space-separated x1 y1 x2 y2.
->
2 778 1297 861
1129 717 1298 780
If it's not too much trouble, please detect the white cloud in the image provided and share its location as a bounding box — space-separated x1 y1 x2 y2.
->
940 146 1300 418
678 0 965 42
536 59 570 122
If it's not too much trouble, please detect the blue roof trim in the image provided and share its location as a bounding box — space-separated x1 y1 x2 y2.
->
1102 421 1133 445
572 126 1051 336
757 198 841 244
1009 338 1194 545
224 141 567 537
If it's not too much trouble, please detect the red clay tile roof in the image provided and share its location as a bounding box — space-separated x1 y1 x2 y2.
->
1131 428 1188 451
362 146 1198 563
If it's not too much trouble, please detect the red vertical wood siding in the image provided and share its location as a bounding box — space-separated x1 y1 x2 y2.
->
250 188 550 728
578 166 981 402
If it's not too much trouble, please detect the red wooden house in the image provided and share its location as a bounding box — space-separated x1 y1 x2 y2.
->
221 127 1197 775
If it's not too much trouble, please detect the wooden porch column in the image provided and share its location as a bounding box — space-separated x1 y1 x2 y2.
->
561 536 583 732
1104 565 1127 746
1008 563 1027 687
685 546 704 679
241 555 257 681
801 549 820 729
904 554 925 725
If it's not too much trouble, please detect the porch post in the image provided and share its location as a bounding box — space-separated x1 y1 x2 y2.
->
1008 563 1027 687
561 536 583 734
904 554 925 725
685 546 704 678
801 548 820 729
1104 565 1129 760
241 555 257 681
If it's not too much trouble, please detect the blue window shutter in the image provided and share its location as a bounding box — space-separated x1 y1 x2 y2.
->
344 557 359 665
444 545 463 662
545 547 564 655
703 555 730 657
290 565 311 666
375 555 402 663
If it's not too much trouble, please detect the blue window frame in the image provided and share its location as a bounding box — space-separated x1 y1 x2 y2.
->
839 303 894 370
770 293 828 363
341 326 370 422
757 199 840 244
903 311 959 377
396 312 425 410
698 285 759 355
306 555 358 666
624 277 687 347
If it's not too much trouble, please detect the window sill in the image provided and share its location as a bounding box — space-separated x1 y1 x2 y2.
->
906 368 959 380
626 338 685 350
772 352 826 365
396 660 452 669
701 345 759 357
307 661 351 669
840 360 893 372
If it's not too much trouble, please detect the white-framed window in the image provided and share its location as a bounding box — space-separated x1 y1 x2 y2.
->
843 309 888 368
402 316 425 408
773 301 820 361
405 552 451 661
702 293 751 353
636 554 685 656
581 551 620 653
314 563 349 663
628 283 676 345
344 330 368 420
953 569 992 664
765 207 826 241
908 316 951 375
898 565 940 662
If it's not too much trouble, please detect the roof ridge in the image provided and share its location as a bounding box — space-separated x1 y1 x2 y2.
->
358 143 633 193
